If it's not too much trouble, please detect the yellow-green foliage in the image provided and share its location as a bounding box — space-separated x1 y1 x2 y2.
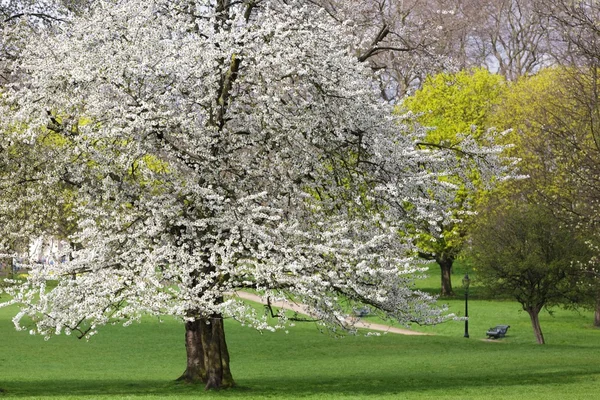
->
141 154 170 174
491 67 564 147
490 66 585 201
304 152 378 221
400 68 507 201
399 69 507 261
402 68 506 144
2 111 171 238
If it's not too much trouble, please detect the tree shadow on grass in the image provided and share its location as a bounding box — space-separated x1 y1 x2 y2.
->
3 368 600 398
239 368 600 397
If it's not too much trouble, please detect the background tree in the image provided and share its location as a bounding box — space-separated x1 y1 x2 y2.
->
400 68 507 295
542 0 600 66
468 198 590 344
541 0 600 324
492 66 600 325
394 0 554 81
465 0 553 80
316 0 480 101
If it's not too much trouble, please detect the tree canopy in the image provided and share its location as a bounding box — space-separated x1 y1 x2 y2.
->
468 199 590 344
400 68 507 295
1 0 509 389
491 66 600 325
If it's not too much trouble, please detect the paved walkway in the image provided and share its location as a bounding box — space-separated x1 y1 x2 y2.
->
232 291 430 336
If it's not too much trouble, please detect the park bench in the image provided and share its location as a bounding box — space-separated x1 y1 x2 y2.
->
353 306 370 317
486 325 510 339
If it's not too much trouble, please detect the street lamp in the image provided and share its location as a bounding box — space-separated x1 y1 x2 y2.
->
462 273 471 338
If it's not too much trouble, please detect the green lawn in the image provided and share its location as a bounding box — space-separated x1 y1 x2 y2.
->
1 267 600 399
369 264 596 346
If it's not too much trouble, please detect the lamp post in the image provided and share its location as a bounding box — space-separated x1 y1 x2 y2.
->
462 273 470 338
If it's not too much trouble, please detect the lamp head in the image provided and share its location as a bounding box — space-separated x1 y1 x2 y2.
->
462 273 471 289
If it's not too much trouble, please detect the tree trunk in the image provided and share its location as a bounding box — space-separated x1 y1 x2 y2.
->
527 308 545 344
177 315 235 390
437 255 454 296
178 319 206 383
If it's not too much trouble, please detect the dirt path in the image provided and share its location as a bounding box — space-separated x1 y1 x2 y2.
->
232 291 431 336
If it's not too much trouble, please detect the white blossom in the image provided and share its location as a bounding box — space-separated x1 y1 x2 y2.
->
0 0 508 339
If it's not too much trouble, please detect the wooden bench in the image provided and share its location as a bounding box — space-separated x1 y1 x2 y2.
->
353 307 370 317
486 325 510 339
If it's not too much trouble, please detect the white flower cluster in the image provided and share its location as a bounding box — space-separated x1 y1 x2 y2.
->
0 0 507 338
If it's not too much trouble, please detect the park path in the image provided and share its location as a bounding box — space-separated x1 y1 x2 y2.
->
232 291 431 336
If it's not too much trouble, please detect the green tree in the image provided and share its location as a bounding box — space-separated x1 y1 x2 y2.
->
468 199 590 344
492 66 600 325
400 68 507 296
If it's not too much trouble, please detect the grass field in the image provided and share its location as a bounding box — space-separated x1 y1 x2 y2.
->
1 266 600 399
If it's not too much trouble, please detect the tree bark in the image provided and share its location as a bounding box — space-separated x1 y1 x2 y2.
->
178 319 206 383
177 315 235 390
437 255 454 296
527 308 545 344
